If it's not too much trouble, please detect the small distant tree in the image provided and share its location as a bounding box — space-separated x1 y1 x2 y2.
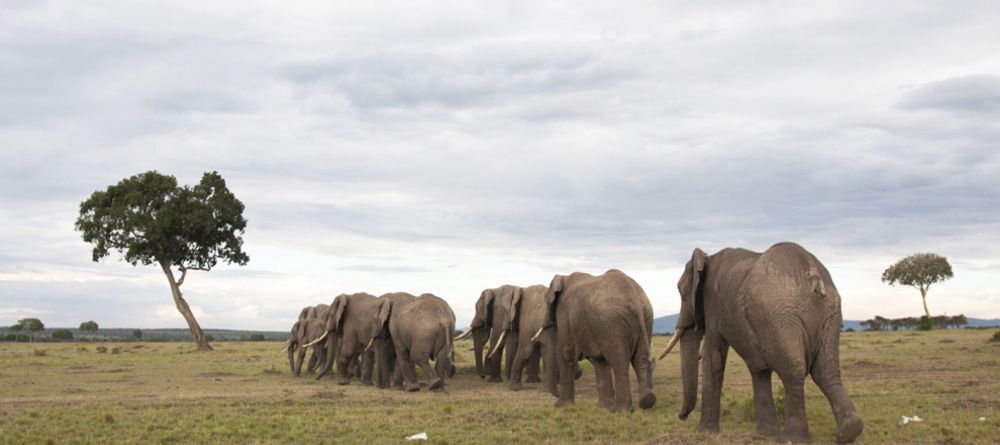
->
14 318 45 343
75 171 249 351
133 329 143 340
882 253 954 318
80 321 99 333
52 329 74 340
951 314 967 329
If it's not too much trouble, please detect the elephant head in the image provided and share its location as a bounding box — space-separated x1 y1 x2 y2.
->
487 287 523 359
313 293 350 380
467 288 496 378
668 248 708 420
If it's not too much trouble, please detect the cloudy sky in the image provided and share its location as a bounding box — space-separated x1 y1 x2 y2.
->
2 1 999 331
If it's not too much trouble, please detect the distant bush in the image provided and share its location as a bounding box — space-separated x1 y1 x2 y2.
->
205 335 215 342
96 345 108 353
111 347 122 354
33 349 47 356
51 329 74 340
990 331 1000 343
917 316 933 331
249 334 265 341
132 329 142 340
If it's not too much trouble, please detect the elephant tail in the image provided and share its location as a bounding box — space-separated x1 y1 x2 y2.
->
806 257 828 298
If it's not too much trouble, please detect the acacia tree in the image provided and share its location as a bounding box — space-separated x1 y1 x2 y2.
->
14 318 45 342
75 171 249 351
881 253 953 318
79 321 99 333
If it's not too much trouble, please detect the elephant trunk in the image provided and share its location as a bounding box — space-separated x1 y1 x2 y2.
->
679 327 704 420
287 341 296 374
472 327 488 378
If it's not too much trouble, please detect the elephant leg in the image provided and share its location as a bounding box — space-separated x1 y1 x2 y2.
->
631 350 656 410
698 336 729 432
394 345 419 392
287 345 297 375
360 350 375 386
811 346 863 444
487 328 503 382
508 340 536 391
610 353 634 413
525 346 542 383
750 368 780 437
416 355 442 391
335 354 353 385
294 346 307 377
555 346 576 407
778 373 810 443
306 350 319 374
591 357 614 409
504 332 519 382
542 341 559 397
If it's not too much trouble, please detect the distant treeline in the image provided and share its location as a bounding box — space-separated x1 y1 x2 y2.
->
0 328 286 343
858 314 967 331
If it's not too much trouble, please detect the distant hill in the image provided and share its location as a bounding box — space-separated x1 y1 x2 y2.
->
652 314 1000 333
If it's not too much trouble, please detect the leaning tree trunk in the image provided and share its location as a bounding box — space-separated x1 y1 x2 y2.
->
159 260 213 351
920 286 930 318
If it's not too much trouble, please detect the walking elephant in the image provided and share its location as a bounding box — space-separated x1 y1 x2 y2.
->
486 285 554 393
387 293 456 391
371 292 419 389
534 269 656 412
660 242 863 444
455 285 540 383
284 304 329 376
313 292 380 385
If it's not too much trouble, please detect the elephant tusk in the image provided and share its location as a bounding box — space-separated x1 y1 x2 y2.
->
658 328 685 361
487 330 507 359
529 326 545 342
302 331 328 348
363 336 376 352
453 329 473 341
281 345 290 353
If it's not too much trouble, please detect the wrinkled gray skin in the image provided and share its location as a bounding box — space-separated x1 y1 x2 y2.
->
372 292 419 389
383 293 456 391
315 293 380 385
287 304 329 376
673 243 863 444
493 285 555 393
468 285 540 383
541 270 656 412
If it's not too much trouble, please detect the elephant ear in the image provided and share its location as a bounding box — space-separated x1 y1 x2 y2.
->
470 290 489 329
331 294 349 333
676 248 708 331
505 287 522 331
544 275 565 326
376 299 392 337
298 306 311 321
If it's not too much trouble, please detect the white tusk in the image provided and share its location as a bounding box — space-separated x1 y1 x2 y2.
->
281 345 290 353
487 330 507 359
302 331 328 348
454 329 473 341
363 336 376 352
530 326 545 342
658 328 685 361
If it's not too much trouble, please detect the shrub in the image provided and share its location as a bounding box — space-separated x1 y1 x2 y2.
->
918 316 933 331
33 349 47 356
111 347 122 354
96 345 108 353
990 331 1000 343
51 329 74 340
249 334 266 341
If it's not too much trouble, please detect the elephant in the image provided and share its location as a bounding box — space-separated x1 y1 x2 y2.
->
313 292 381 385
284 304 329 376
383 293 456 391
371 292 419 389
534 269 656 412
486 285 556 393
659 242 863 444
455 285 540 383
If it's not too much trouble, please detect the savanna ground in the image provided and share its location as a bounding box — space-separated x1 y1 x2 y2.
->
0 330 998 444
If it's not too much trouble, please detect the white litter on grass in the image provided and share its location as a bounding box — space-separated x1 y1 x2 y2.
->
899 415 923 425
406 432 428 441
979 417 986 422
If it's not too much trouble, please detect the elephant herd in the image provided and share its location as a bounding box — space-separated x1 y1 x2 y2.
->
282 242 864 444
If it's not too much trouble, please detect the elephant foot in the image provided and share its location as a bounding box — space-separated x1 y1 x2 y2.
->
697 423 720 434
509 382 523 391
525 375 541 383
755 423 780 437
835 413 864 444
360 380 374 387
639 393 656 410
554 399 573 408
487 376 502 383
336 378 351 386
778 431 811 444
610 403 634 413
429 379 444 391
405 385 420 392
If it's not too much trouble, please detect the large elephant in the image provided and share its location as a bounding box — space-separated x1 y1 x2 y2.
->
371 292 419 389
536 269 656 412
457 285 540 383
489 285 554 393
314 292 380 385
660 242 863 444
378 293 456 391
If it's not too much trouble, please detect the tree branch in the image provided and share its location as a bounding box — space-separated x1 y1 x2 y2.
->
177 266 188 287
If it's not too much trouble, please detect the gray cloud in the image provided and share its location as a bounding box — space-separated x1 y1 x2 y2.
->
897 75 1000 115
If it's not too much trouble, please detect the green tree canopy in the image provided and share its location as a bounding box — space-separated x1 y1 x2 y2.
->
79 321 99 332
881 253 954 318
75 171 249 351
14 318 45 342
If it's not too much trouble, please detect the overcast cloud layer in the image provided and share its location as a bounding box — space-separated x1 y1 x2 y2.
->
2 1 1000 330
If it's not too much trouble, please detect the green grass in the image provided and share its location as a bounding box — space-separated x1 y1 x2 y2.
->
1 330 998 444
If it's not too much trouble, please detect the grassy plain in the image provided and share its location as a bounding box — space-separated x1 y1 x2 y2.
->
0 329 998 444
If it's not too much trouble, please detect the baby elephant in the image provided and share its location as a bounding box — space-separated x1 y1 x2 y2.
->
382 293 456 391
